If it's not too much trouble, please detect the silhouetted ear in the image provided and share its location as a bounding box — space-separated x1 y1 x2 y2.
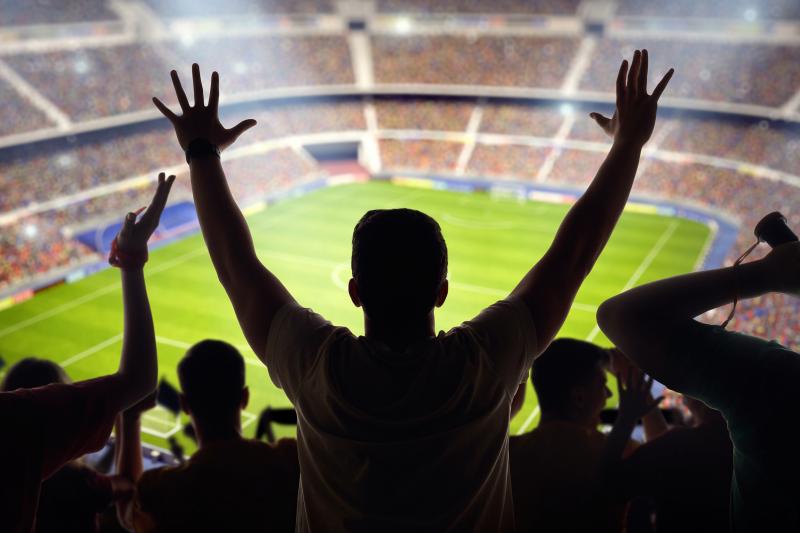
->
435 279 449 308
179 394 191 415
570 387 585 411
241 386 250 410
348 278 361 308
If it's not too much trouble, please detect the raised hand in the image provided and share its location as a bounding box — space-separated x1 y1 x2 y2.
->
590 49 674 146
113 172 175 261
616 365 663 424
153 64 256 152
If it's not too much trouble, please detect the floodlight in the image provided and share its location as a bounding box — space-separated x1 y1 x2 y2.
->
559 103 574 116
23 224 38 239
394 17 412 34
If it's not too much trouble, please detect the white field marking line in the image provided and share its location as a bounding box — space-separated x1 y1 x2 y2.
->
517 221 680 435
585 221 680 343
242 410 257 430
60 334 123 368
156 336 263 367
517 405 541 435
0 247 207 339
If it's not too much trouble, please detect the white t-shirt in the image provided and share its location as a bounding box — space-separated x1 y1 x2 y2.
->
264 298 537 532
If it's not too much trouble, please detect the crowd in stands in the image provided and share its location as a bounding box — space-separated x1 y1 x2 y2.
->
4 37 353 123
0 79 53 137
0 0 117 27
376 0 580 15
141 0 334 17
616 0 800 19
6 50 800 533
479 103 564 138
466 143 550 180
5 45 174 122
372 35 578 89
375 98 474 132
581 39 800 108
3 34 800 137
0 214 95 290
379 139 462 173
661 117 800 177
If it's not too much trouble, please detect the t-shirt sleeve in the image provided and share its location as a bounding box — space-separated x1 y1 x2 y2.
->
264 302 338 402
661 321 786 417
461 297 538 397
23 377 120 480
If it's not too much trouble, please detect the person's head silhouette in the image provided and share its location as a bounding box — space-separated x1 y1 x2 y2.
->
531 339 611 428
1 357 70 391
178 340 248 445
348 209 448 346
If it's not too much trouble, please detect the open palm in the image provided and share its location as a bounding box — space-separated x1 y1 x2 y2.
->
153 64 256 152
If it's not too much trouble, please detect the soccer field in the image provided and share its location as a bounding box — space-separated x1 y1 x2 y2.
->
0 180 710 452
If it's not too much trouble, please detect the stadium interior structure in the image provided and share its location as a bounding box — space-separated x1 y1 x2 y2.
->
1 0 799 360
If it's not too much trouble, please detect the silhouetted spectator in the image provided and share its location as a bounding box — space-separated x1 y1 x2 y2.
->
509 339 662 532
0 175 172 532
116 340 300 533
615 395 732 533
152 50 672 530
1 358 133 533
598 240 800 530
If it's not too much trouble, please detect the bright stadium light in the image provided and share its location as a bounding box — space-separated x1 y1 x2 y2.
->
744 8 758 21
394 17 413 34
234 61 249 75
559 103 575 116
23 224 38 239
57 154 74 168
73 57 90 74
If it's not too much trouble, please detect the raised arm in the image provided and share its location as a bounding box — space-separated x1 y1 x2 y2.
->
596 241 800 388
108 173 174 411
153 65 294 358
115 394 155 532
511 49 673 345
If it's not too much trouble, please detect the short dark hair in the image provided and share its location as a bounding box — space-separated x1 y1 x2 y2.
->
351 208 448 321
531 339 610 416
1 357 69 392
178 340 245 420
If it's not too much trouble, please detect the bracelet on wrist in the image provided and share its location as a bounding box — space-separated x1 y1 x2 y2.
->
185 138 220 164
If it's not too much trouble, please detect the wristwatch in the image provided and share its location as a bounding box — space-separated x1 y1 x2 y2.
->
185 138 220 164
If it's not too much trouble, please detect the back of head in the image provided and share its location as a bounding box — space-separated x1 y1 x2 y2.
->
532 339 609 418
178 340 245 421
1 357 69 391
351 208 448 322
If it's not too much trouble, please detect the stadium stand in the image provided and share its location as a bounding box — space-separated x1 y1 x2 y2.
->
465 144 551 181
372 35 579 88
615 0 800 20
141 0 335 17
379 139 463 173
479 103 564 138
0 78 54 137
375 98 474 131
5 45 174 121
580 39 800 107
0 0 118 27
376 0 581 15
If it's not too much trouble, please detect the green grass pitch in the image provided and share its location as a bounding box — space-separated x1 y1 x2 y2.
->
0 180 710 453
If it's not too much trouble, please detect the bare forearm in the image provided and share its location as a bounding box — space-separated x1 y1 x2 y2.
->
556 141 642 274
601 261 772 327
115 415 144 531
189 157 258 286
117 269 157 404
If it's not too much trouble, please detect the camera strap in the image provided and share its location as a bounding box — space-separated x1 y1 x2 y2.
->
721 239 760 329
